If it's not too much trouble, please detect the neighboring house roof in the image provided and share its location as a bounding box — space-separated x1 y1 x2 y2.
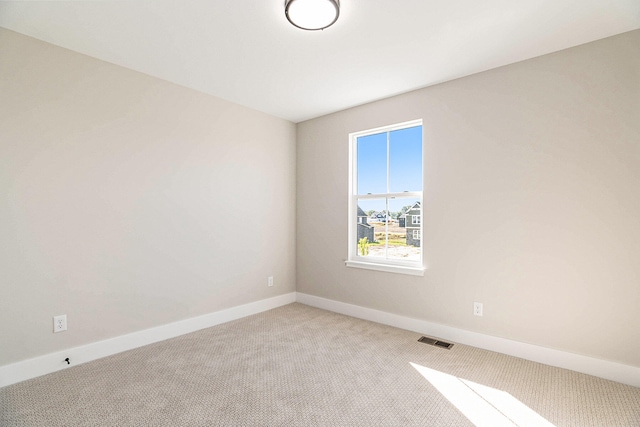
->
400 201 421 218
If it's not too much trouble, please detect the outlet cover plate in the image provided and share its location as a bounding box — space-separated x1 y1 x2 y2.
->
53 315 67 333
473 302 483 317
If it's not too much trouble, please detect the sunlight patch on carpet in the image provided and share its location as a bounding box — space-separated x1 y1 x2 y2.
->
410 362 556 427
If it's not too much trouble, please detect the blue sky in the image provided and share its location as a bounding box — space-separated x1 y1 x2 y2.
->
357 125 422 195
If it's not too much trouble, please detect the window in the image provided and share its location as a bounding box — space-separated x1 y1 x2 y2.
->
346 119 424 276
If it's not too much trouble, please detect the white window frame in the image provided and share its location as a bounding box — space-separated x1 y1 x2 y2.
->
413 229 421 240
346 119 425 276
412 215 421 225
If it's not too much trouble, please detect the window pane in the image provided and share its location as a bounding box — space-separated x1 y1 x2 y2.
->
356 198 387 259
349 120 423 272
389 126 422 193
357 132 387 195
386 198 421 261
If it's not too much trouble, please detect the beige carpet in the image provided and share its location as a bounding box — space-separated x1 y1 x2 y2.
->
1 303 639 426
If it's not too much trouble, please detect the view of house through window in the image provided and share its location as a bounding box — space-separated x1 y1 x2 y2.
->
349 120 423 271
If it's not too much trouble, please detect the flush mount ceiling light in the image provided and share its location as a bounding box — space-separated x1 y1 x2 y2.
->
285 0 340 31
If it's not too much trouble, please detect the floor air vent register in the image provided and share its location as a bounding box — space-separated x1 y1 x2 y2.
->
418 336 454 349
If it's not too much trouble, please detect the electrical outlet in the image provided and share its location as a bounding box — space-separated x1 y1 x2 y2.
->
268 276 274 287
473 302 483 317
53 315 67 333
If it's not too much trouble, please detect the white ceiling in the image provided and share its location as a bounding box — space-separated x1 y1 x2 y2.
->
1 0 639 123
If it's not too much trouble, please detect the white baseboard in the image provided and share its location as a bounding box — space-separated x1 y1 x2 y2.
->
0 292 296 388
296 292 640 389
4 291 639 390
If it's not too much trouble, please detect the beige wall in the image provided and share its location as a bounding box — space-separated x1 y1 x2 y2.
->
297 30 640 367
0 29 296 366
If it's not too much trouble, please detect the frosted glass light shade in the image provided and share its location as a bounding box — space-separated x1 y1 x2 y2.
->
285 0 340 31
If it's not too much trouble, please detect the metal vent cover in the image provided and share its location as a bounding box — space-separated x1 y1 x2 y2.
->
418 336 454 350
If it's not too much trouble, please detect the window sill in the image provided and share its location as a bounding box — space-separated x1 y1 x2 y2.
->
345 260 425 276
